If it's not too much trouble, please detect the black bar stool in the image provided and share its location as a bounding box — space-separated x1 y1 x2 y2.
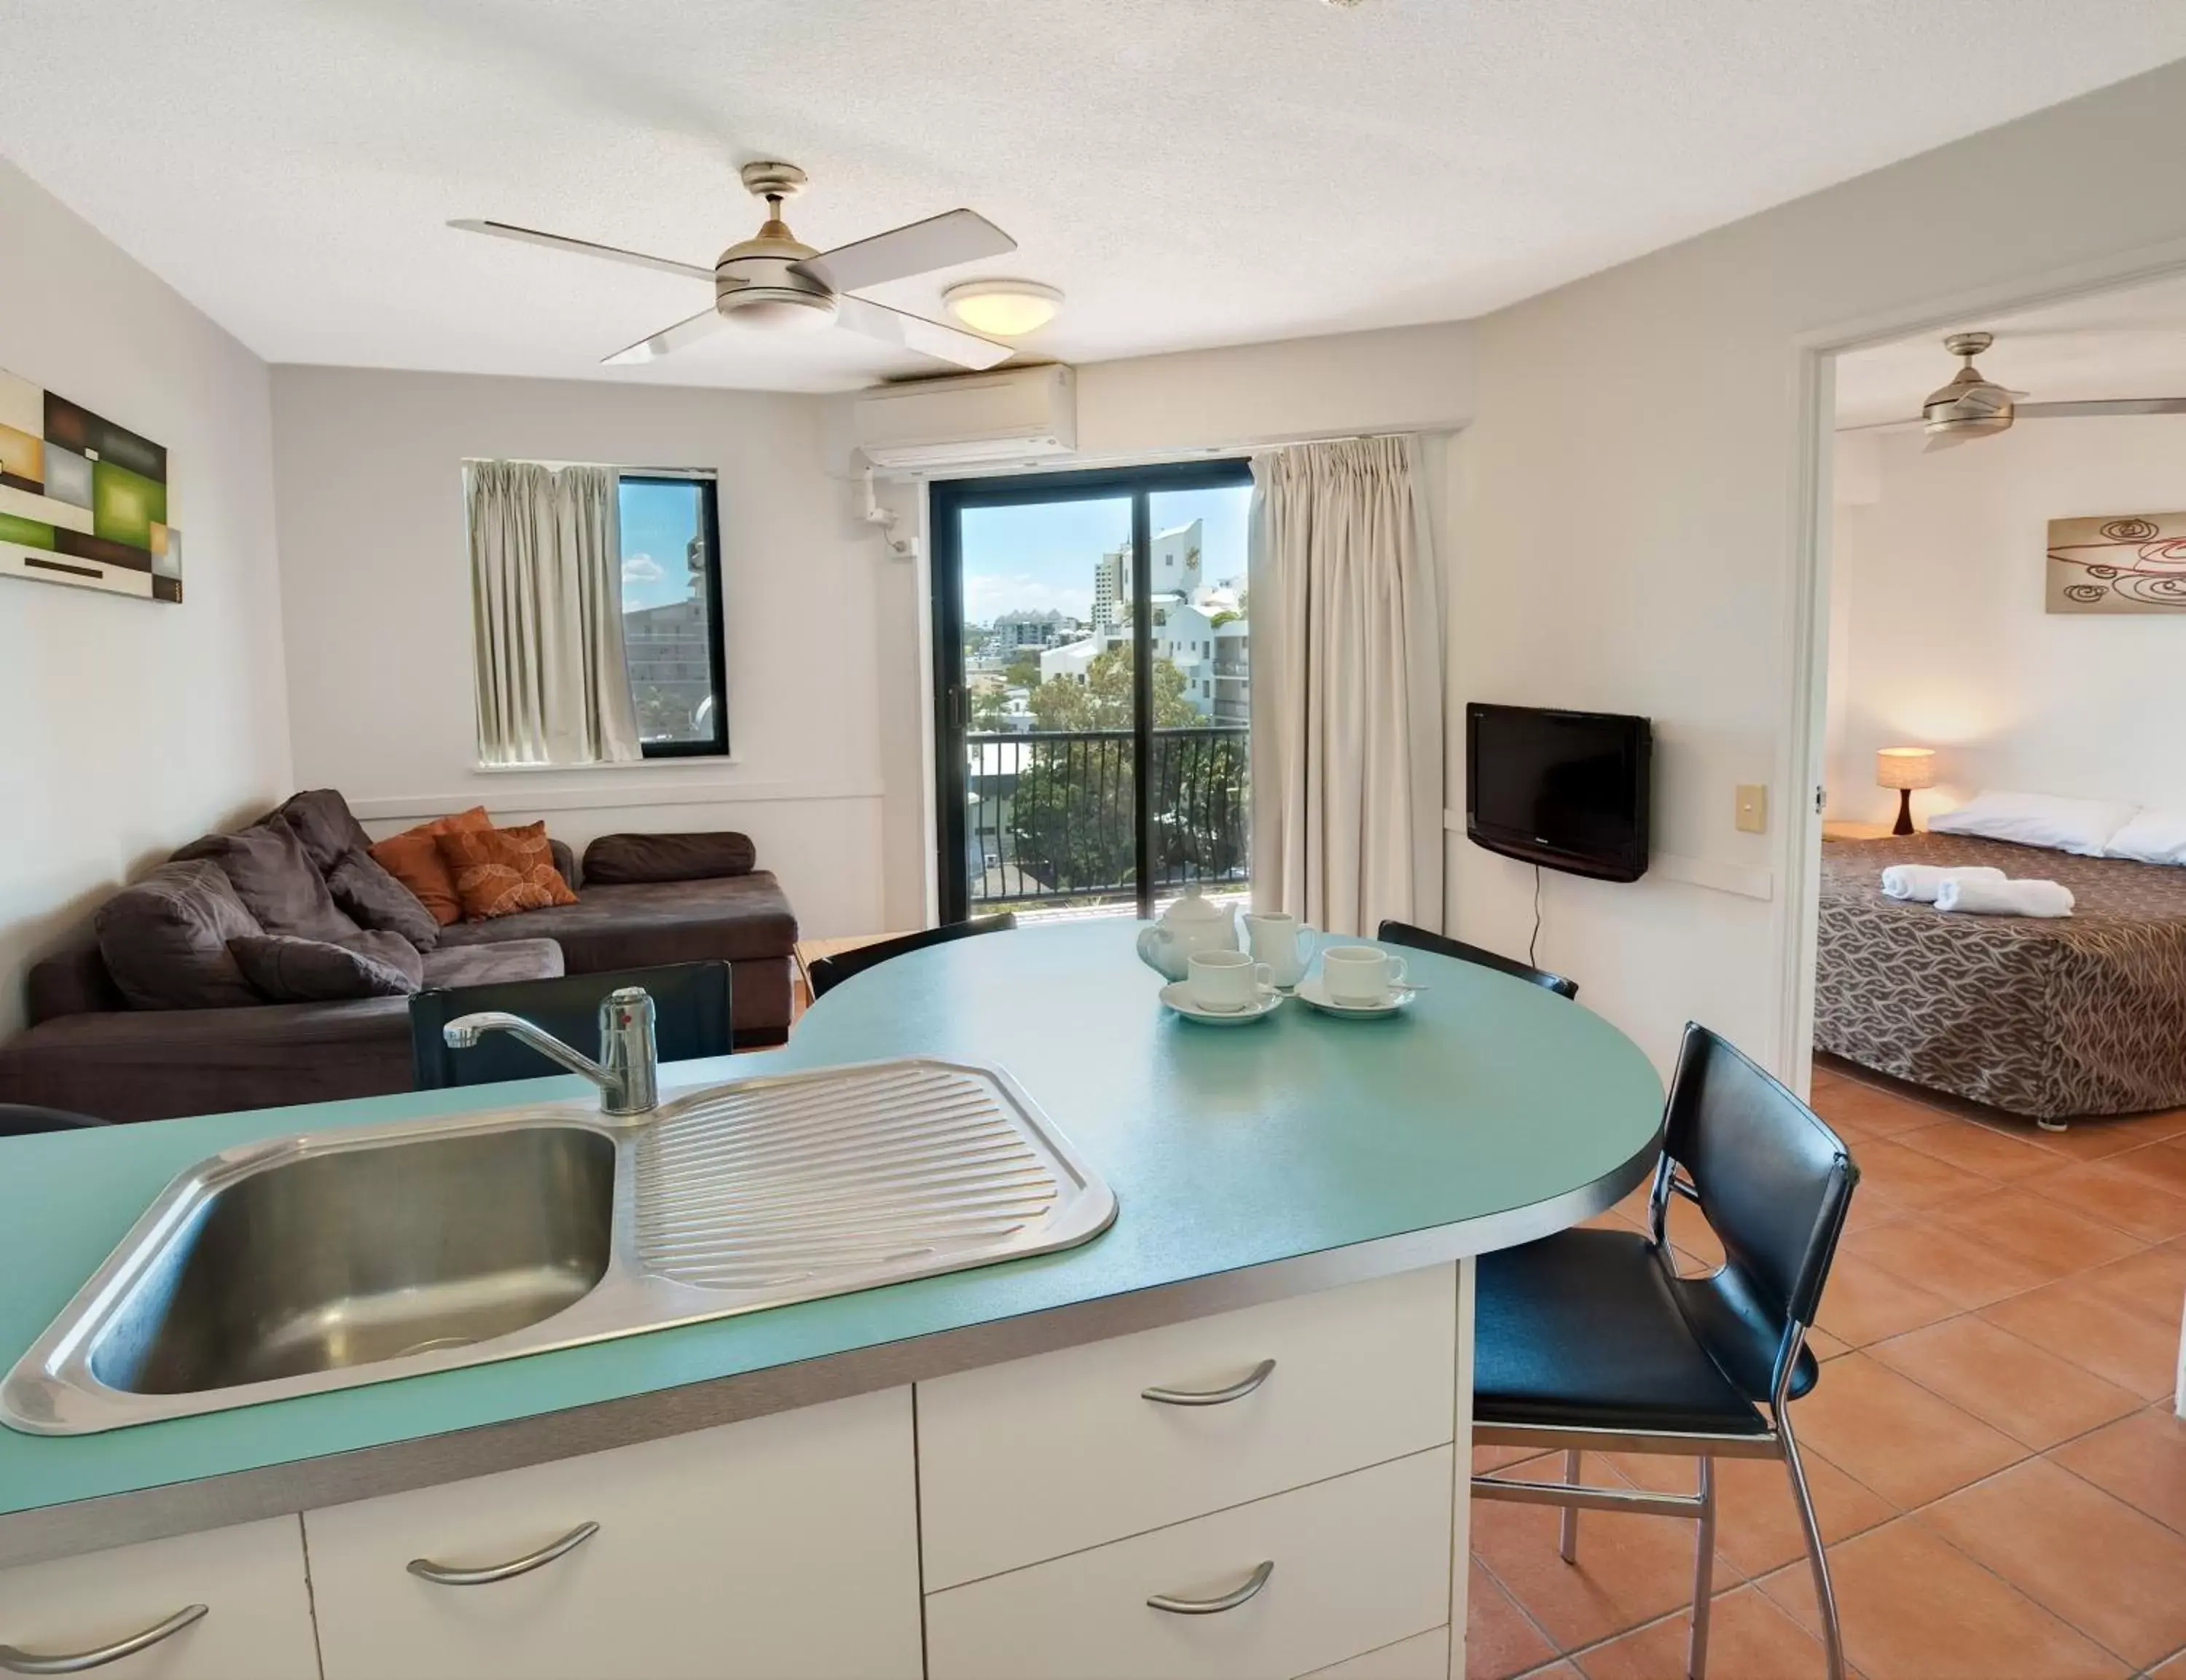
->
1376 919 1577 999
409 961 732 1089
807 915 1016 1000
1470 1023 1858 1680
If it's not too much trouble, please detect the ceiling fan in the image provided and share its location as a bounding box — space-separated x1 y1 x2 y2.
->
453 162 1018 371
1848 331 2186 450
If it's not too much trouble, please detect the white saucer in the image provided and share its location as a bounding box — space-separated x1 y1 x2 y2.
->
1159 982 1282 1025
1295 976 1418 1018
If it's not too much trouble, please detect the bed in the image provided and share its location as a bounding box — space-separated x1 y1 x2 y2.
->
1815 831 2186 1122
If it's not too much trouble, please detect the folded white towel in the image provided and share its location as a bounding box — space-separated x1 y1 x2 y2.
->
1880 864 2007 903
1935 876 2075 917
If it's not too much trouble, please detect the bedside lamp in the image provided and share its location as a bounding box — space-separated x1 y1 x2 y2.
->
1876 747 1937 836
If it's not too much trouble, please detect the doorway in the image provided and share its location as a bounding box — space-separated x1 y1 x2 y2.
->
1790 265 2186 1111
929 460 1254 922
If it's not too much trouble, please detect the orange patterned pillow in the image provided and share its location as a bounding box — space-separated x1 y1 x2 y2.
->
434 821 579 921
368 806 492 927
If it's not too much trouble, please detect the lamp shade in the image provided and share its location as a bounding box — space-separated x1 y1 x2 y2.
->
1876 747 1937 792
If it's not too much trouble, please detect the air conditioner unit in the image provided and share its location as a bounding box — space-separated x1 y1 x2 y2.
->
853 365 1076 474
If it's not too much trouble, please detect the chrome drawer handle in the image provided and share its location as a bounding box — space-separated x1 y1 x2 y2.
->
1142 1357 1276 1407
0 1605 208 1673
1148 1560 1275 1616
407 1520 600 1587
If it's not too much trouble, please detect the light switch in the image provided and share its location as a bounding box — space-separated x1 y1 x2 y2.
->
1736 785 1768 834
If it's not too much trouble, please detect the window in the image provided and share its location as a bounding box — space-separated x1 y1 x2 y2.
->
618 474 726 757
931 458 1253 921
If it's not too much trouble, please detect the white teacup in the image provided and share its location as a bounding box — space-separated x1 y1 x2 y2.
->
1186 949 1274 1013
1243 912 1313 989
1321 945 1409 1006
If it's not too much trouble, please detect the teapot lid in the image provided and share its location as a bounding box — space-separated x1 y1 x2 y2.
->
1158 889 1229 922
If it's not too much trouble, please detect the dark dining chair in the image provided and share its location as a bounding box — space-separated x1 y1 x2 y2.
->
1376 919 1578 1000
806 915 1017 1000
409 961 733 1090
1470 1023 1858 1680
0 1103 109 1137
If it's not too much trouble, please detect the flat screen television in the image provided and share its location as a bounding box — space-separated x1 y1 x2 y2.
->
1466 703 1652 882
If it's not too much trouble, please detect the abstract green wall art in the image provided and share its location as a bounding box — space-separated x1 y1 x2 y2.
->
0 368 180 602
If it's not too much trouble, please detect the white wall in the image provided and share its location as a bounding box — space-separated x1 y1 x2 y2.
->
1449 57 2186 1077
1827 417 2186 829
269 368 895 939
0 159 291 1036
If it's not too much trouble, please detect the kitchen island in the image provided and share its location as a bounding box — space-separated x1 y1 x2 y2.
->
0 919 1662 1678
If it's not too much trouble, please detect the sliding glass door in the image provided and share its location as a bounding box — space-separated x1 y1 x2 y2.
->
931 460 1254 922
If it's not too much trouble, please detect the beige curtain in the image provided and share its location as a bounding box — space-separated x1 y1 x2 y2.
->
1250 436 1443 935
468 460 643 766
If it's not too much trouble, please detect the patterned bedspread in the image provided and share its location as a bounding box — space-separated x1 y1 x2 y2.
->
1815 832 2186 1120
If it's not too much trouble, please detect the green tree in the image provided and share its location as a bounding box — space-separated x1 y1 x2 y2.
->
1028 647 1197 733
1005 648 1239 895
1004 655 1041 691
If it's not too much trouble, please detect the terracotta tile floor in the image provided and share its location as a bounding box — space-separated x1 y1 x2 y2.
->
1473 1056 2186 1679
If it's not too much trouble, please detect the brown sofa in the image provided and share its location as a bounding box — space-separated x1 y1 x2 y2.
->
0 796 797 1123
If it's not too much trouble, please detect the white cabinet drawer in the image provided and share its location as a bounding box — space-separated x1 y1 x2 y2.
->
0 1517 317 1679
925 1445 1454 1680
918 1264 1455 1588
306 1387 921 1680
1301 1626 1451 1679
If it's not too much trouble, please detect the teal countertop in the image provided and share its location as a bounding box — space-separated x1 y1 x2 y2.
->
0 919 1662 1529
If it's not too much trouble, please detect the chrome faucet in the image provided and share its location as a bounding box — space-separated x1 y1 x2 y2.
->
442 986 659 1117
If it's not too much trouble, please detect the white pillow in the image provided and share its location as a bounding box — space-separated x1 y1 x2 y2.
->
1926 790 2139 857
2105 809 2186 866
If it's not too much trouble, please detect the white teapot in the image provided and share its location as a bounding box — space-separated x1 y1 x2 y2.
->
1135 889 1240 981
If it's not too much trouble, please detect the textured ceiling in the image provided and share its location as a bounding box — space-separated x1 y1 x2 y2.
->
7 1 2186 392
1837 270 2186 428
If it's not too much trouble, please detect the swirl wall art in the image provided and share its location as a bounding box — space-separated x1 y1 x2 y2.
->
2046 512 2186 614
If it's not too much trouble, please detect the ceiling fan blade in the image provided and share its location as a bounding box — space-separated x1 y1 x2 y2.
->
1836 416 1924 435
2017 397 2186 419
796 208 1016 294
1921 426 1986 452
834 294 1013 370
602 307 728 366
451 219 716 284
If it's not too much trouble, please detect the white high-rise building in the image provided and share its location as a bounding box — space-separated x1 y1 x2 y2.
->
1089 519 1203 629
1151 600 1218 717
1092 547 1124 629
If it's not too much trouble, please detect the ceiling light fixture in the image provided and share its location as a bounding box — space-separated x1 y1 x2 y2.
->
943 280 1063 337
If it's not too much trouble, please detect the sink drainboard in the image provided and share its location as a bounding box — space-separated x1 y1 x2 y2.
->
635 1061 1076 1291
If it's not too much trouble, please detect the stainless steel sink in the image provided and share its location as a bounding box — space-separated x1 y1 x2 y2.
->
89 1127 616 1395
3 1058 1114 1435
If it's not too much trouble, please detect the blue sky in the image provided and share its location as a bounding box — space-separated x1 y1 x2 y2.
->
960 484 1251 623
619 479 705 611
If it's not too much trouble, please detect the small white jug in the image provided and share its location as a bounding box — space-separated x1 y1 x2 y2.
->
1242 912 1312 989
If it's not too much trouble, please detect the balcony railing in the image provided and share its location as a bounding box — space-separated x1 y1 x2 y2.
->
965 727 1249 908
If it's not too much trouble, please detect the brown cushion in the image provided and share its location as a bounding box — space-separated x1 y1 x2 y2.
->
25 945 125 1024
95 860 266 1010
229 933 423 1002
0 996 420 1124
173 819 359 942
438 871 798 970
369 806 491 927
437 822 580 921
326 849 440 951
581 832 756 885
273 790 374 873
